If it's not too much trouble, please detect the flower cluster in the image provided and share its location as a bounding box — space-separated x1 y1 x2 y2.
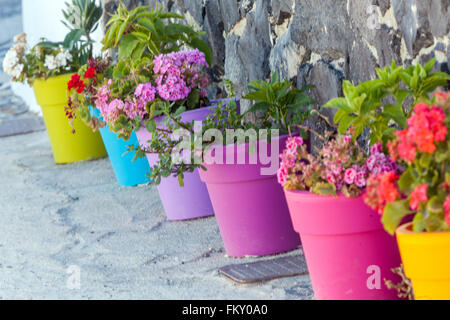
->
94 80 157 125
388 102 447 162
278 134 396 198
44 49 73 71
364 171 402 215
153 49 210 101
364 93 450 234
2 33 27 79
65 56 113 130
2 33 81 84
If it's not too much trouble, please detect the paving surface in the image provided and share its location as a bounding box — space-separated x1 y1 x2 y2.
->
0 130 313 300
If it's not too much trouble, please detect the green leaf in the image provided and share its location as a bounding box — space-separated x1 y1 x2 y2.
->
245 102 271 114
338 115 355 134
118 34 140 60
324 97 354 113
383 104 407 128
381 199 412 235
312 182 337 197
177 175 185 187
397 167 415 193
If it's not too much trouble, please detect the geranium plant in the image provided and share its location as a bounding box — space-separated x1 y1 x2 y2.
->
65 56 113 132
139 73 315 186
278 132 397 197
93 49 210 141
3 0 102 84
323 60 450 145
364 92 450 234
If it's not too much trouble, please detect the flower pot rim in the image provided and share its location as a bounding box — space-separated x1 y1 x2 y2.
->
33 72 74 84
396 222 450 237
284 189 364 202
206 133 295 155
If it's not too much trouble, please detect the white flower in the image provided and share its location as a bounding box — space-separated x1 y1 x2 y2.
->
11 63 24 78
44 55 58 70
2 48 19 76
55 50 72 67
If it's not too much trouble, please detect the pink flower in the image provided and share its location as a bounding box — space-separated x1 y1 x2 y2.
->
277 166 288 185
355 172 367 188
344 168 357 184
409 184 428 211
444 195 450 226
153 49 209 102
370 142 383 155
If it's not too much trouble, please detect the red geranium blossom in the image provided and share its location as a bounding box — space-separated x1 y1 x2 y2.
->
76 81 85 94
364 171 401 215
444 195 450 226
68 74 81 90
84 67 96 79
409 184 428 211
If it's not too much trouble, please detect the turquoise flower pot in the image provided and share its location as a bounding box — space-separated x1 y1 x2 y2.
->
90 107 150 186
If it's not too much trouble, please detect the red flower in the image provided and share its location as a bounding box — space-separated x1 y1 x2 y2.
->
364 171 401 215
76 81 85 94
409 184 428 211
444 195 450 226
84 67 96 79
388 101 447 162
68 74 81 90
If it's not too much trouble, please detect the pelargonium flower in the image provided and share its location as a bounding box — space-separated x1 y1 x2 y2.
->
153 49 210 102
409 184 428 211
84 66 96 79
388 102 448 162
364 171 401 214
135 83 156 103
444 195 450 226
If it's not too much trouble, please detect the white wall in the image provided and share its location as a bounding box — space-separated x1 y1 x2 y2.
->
12 0 104 113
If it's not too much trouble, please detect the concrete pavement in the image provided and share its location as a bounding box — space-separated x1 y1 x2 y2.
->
0 129 313 300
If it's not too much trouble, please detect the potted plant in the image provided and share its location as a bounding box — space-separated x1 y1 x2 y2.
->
2 0 106 164
65 56 151 186
282 60 449 300
94 48 216 221
146 72 314 256
65 3 213 187
364 91 450 300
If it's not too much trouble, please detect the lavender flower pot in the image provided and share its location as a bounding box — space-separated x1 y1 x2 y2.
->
135 106 218 221
199 135 301 257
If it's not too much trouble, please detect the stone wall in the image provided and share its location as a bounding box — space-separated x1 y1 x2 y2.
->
102 0 449 134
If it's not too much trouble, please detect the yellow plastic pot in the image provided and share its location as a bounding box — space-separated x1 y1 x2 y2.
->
396 222 450 300
33 74 106 164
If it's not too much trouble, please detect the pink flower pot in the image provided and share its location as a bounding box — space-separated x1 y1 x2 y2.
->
284 190 403 300
199 135 301 257
135 106 216 221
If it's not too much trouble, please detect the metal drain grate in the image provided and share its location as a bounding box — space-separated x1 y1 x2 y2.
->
0 117 45 138
219 255 308 284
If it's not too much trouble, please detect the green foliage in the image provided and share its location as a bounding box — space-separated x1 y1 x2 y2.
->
101 1 212 65
243 71 315 135
380 96 450 234
135 75 315 187
323 59 450 146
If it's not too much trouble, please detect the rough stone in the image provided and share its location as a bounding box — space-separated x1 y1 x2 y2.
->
100 0 449 128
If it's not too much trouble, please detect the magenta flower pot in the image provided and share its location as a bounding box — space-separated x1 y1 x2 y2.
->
285 190 403 300
135 106 216 221
199 135 301 257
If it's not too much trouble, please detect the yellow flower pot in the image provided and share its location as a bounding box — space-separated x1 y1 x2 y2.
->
33 74 106 164
396 222 450 300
